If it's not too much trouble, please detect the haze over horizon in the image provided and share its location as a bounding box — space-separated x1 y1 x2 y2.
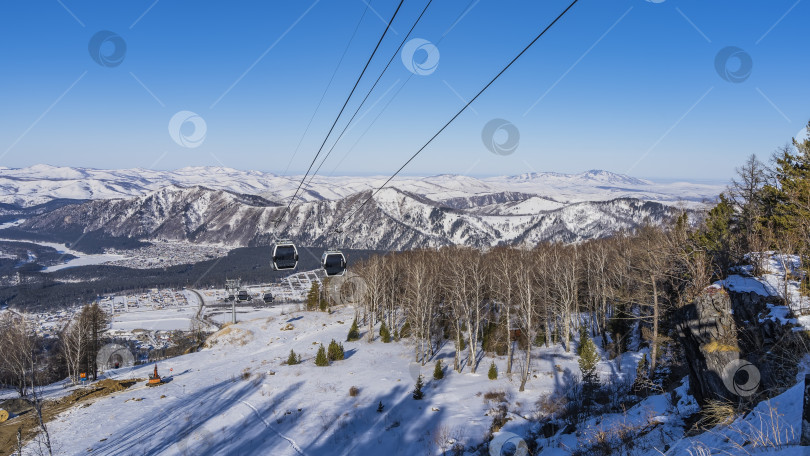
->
1 1 807 181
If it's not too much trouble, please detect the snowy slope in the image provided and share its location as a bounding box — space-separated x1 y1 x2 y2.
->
24 306 588 456
17 186 677 249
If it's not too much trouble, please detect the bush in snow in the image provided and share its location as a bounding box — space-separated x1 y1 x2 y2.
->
348 386 360 397
399 321 411 339
488 361 497 380
347 318 360 342
315 344 329 366
286 349 301 365
327 339 345 361
412 374 424 400
379 321 391 343
433 359 444 380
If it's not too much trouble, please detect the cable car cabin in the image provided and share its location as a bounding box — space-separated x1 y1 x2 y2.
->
237 290 250 301
263 293 274 304
272 241 299 271
321 250 347 277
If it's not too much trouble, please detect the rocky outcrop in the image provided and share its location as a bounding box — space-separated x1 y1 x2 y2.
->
675 285 792 405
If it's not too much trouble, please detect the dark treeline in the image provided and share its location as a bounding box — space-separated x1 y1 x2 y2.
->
1 246 382 310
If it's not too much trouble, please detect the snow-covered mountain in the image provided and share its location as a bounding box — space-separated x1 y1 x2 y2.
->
17 185 678 250
0 165 723 207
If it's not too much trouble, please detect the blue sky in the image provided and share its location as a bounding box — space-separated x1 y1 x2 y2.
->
0 0 807 180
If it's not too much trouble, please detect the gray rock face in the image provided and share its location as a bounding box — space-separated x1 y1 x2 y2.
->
676 286 792 406
676 288 741 405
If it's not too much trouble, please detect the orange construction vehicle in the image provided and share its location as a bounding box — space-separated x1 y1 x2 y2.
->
147 364 164 386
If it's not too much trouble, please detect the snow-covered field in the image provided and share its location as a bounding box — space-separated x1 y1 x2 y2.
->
24 301 809 455
8 252 810 455
110 308 198 332
26 306 602 455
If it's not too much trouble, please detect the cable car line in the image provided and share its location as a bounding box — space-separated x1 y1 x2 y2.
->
325 0 477 177
274 0 405 228
302 0 434 191
280 2 371 178
336 0 581 229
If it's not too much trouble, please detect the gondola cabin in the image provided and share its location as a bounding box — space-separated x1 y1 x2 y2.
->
272 241 299 271
321 250 347 277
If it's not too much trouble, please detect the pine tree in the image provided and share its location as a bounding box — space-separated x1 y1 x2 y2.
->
577 325 589 356
379 321 391 343
578 333 600 392
327 339 345 361
306 283 320 311
488 361 497 380
399 322 411 339
347 318 360 341
433 359 444 380
412 374 424 400
632 354 649 395
376 401 384 413
315 344 329 367
286 349 299 365
319 286 328 312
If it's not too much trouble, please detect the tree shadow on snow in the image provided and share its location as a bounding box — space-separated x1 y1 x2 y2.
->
300 378 456 456
92 377 270 456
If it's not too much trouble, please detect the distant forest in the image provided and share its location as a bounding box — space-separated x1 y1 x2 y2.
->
1 244 382 310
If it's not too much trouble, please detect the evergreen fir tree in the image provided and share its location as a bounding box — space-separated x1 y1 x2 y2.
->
535 330 546 347
376 401 384 413
433 359 444 380
399 322 411 339
632 354 650 395
488 361 497 380
347 318 360 341
577 325 589 356
412 374 424 400
327 339 345 361
578 333 600 395
306 283 319 311
315 344 329 366
286 349 299 365
379 321 391 343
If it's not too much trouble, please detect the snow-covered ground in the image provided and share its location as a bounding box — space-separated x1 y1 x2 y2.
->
10 252 810 455
23 306 604 456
